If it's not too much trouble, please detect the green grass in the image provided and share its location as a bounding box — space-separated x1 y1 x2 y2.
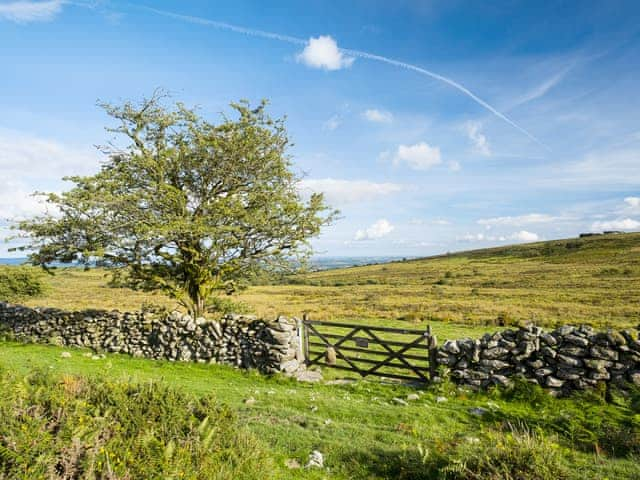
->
1 341 639 479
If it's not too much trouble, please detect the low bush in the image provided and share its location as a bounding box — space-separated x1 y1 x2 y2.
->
0 368 277 479
440 424 570 480
0 266 45 302
206 296 254 315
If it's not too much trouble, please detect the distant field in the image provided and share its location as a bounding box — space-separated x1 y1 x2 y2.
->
10 232 640 334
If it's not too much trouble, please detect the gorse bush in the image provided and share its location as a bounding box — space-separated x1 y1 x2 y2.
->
440 424 570 480
0 368 277 479
0 266 45 302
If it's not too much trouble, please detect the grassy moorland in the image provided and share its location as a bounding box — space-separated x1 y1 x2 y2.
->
1 341 639 479
13 232 640 334
243 232 640 329
2 233 640 478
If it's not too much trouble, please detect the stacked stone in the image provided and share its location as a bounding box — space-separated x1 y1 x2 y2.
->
437 324 640 394
0 302 302 375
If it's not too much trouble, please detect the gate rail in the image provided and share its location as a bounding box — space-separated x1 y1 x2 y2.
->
300 317 438 383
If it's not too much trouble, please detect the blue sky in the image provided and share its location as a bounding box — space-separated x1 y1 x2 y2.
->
1 0 639 257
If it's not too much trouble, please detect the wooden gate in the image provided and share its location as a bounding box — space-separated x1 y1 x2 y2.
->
301 317 438 383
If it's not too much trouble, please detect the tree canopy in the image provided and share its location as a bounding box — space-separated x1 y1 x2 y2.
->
15 93 336 316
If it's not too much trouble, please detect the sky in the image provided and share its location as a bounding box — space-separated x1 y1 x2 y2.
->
1 0 639 257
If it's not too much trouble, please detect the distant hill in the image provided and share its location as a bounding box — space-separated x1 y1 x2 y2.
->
240 232 640 328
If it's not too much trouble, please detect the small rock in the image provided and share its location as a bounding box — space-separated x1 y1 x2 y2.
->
436 396 447 403
91 355 101 360
406 393 420 401
60 351 71 358
392 397 408 406
295 370 323 383
469 407 488 416
285 459 301 469
305 450 324 468
244 397 256 406
324 419 332 425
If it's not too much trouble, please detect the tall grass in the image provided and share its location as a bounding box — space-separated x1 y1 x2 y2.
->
0 367 278 479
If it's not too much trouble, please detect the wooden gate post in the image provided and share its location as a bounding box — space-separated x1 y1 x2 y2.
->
426 325 439 381
302 313 310 366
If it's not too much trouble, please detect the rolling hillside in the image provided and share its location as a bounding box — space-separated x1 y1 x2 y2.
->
240 232 640 329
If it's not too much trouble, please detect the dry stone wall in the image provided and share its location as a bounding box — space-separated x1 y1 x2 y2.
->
2 301 640 393
437 324 640 394
0 302 304 375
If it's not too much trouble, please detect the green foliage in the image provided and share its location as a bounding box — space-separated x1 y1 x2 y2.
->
439 425 569 480
0 368 277 479
206 295 254 315
0 266 45 302
14 92 336 317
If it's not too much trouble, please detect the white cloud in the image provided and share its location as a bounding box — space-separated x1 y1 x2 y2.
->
591 218 640 232
392 142 441 171
296 35 354 71
448 160 461 172
0 178 49 221
0 0 64 23
458 230 539 243
624 197 640 208
510 230 539 242
409 218 450 226
478 213 561 227
465 121 491 156
0 128 100 177
363 109 393 123
354 219 394 241
298 178 404 205
458 233 486 242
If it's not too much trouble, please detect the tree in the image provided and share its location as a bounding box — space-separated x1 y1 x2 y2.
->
14 93 336 317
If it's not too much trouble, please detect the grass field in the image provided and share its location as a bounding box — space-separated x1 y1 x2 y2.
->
13 232 640 335
2 234 640 477
1 341 640 479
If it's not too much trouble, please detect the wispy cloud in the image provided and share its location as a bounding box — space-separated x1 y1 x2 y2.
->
0 128 100 177
478 213 563 227
458 230 539 243
465 121 491 156
296 35 354 71
298 178 404 205
510 64 573 108
591 218 640 231
354 219 394 241
323 115 341 131
0 0 65 23
362 109 393 123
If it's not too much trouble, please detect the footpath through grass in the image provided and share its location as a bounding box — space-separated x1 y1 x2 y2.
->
1 341 639 479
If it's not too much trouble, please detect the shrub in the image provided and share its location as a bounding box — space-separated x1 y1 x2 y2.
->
206 295 254 315
0 266 45 302
440 424 570 480
0 369 277 479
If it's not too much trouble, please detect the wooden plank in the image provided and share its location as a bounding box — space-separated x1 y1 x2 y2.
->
360 328 429 380
307 351 428 371
307 341 428 362
306 331 427 349
304 320 425 335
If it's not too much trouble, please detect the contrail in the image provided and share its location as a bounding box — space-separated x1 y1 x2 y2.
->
133 4 545 148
